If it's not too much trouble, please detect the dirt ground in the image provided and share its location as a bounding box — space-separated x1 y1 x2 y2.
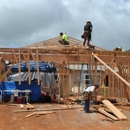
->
0 103 130 130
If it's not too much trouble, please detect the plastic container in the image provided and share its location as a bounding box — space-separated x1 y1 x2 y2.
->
17 97 22 104
56 94 60 100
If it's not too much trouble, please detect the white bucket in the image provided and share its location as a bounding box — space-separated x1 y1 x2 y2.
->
10 94 14 102
56 94 60 100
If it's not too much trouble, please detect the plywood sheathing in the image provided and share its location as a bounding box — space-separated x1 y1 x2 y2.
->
23 36 106 51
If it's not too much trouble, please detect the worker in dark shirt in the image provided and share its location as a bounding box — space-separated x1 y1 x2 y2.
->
81 21 93 48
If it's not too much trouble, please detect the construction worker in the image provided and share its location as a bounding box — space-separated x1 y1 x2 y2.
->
59 32 69 45
114 47 124 51
83 84 99 113
81 20 93 48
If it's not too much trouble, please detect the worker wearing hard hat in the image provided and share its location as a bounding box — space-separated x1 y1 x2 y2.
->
81 20 93 48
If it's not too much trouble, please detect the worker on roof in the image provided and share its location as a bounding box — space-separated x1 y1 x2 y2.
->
59 32 69 45
81 20 93 48
114 47 124 51
83 84 99 113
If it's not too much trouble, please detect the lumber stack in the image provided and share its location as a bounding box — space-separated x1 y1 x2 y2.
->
93 100 128 121
102 100 128 121
98 108 119 121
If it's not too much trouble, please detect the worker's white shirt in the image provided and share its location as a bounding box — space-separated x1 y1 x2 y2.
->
85 86 95 93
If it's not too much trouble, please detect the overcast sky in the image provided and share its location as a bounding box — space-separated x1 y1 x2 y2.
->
0 0 130 50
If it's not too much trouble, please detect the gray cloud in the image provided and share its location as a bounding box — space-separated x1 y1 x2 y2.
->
0 0 130 50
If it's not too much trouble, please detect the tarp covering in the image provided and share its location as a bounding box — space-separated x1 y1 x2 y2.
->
7 72 56 87
0 81 41 102
10 61 56 72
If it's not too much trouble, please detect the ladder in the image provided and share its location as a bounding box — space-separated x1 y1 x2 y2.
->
79 63 91 105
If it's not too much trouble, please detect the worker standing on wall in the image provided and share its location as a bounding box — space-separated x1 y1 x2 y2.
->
81 20 93 48
59 32 69 45
83 84 99 113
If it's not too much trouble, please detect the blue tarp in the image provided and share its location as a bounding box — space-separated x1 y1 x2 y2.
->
10 61 56 72
0 81 41 102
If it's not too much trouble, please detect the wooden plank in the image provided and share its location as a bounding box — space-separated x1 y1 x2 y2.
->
0 54 92 62
102 100 127 120
116 61 129 99
36 47 40 85
25 112 36 118
98 108 119 121
36 111 56 115
18 48 21 85
13 105 83 113
104 108 123 113
25 111 56 118
92 53 130 88
0 63 14 82
28 47 31 85
0 57 1 77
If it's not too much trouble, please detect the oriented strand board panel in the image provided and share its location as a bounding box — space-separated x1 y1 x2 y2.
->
102 100 127 120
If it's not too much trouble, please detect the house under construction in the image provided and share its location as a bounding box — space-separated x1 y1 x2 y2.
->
0 36 130 101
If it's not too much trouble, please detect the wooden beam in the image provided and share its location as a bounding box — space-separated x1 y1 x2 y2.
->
18 48 21 85
102 100 127 120
100 57 115 86
21 48 31 84
36 47 40 85
98 108 119 121
14 106 83 113
0 54 91 62
115 61 129 100
28 48 31 85
0 63 14 82
92 53 130 88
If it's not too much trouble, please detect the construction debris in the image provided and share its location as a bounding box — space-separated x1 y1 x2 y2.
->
25 111 56 118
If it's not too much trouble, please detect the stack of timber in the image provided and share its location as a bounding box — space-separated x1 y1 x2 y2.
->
101 100 127 121
98 108 119 121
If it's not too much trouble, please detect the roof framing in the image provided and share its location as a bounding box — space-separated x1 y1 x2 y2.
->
0 36 130 100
